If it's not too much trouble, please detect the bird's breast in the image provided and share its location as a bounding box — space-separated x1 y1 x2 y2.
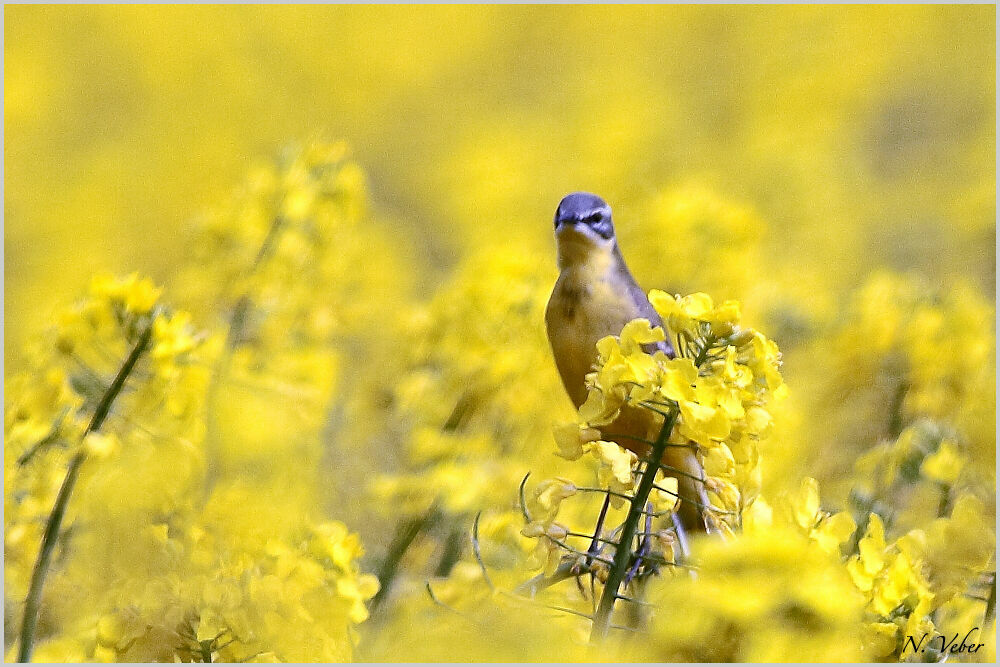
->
546 266 639 407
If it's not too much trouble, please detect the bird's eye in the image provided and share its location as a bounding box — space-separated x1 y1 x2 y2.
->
586 212 603 224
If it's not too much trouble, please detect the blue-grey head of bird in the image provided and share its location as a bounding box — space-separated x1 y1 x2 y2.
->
553 192 618 270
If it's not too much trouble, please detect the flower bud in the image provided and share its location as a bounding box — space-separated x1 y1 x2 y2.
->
727 327 755 347
545 523 568 540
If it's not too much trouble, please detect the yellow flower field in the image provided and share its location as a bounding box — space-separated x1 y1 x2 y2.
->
4 5 995 663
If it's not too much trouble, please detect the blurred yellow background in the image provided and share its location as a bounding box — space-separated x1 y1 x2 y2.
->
6 5 994 361
5 6 997 662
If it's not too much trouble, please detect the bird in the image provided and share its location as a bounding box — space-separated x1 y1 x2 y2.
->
545 191 711 535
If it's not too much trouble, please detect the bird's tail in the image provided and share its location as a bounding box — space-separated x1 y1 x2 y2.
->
598 406 713 535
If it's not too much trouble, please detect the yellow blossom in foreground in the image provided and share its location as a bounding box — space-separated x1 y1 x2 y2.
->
781 477 857 555
639 527 871 662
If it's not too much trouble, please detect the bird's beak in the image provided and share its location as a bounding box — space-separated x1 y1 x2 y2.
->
555 219 601 248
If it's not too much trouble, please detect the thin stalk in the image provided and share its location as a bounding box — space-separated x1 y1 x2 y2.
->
624 504 654 584
470 512 494 590
586 492 612 560
518 472 532 521
434 525 465 577
984 573 996 627
936 483 951 518
615 593 655 607
655 461 708 484
549 538 615 566
368 504 439 615
424 582 477 624
566 531 618 547
17 408 71 466
598 431 693 449
514 559 579 597
591 406 677 642
18 313 155 662
848 492 875 555
635 552 698 570
575 487 635 502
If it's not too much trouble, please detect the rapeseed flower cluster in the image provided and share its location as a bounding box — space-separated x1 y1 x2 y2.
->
5 146 388 662
793 273 995 494
641 525 868 662
544 291 784 528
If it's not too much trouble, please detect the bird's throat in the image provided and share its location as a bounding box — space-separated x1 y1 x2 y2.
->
555 230 618 273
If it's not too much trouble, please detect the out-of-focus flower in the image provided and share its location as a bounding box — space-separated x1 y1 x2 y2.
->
638 526 871 662
919 440 967 485
6 145 394 662
780 477 857 556
846 496 995 660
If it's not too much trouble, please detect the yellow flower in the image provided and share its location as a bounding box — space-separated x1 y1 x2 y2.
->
336 575 380 624
528 478 577 521
788 477 821 531
659 358 698 403
811 512 857 555
590 440 638 503
90 272 162 314
678 400 730 442
573 293 783 532
577 385 621 426
312 521 365 571
592 320 665 403
863 622 901 657
742 497 774 535
619 318 666 349
848 514 887 592
653 476 679 513
919 440 967 484
96 613 125 647
92 645 117 663
552 423 602 460
643 526 869 662
703 444 736 478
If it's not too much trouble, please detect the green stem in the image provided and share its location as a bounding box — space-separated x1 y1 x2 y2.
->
847 491 875 556
886 378 909 440
18 313 155 662
984 573 996 627
514 559 579 597
368 504 439 616
434 525 465 577
16 408 71 466
591 406 677 642
936 483 951 518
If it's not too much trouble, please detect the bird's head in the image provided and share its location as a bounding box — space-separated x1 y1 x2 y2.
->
553 192 617 268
